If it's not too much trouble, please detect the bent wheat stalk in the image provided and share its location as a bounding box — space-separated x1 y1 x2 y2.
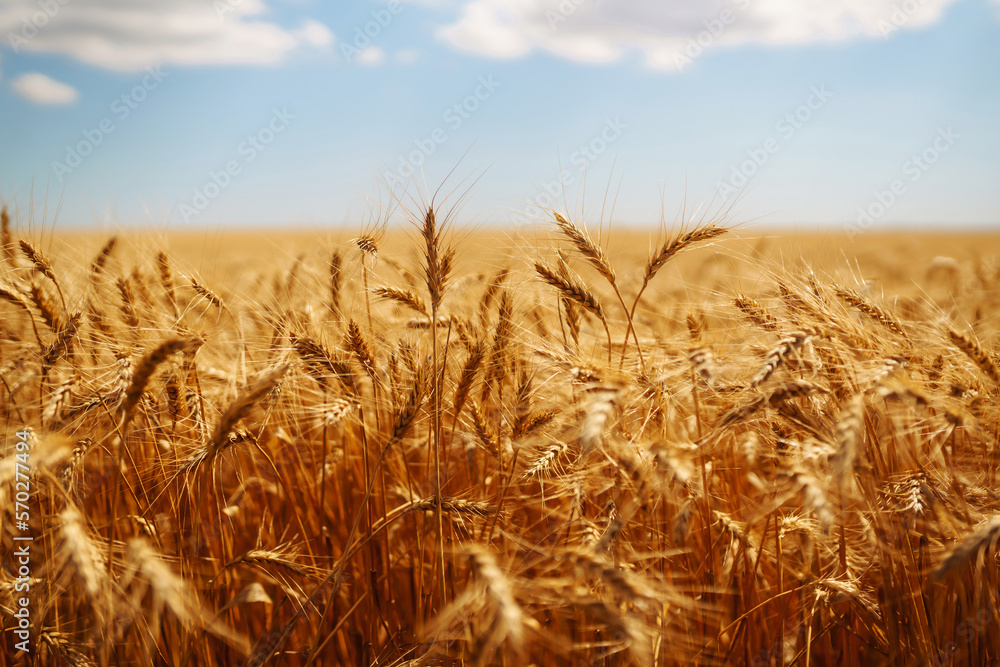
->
622 224 727 366
534 261 612 362
553 212 644 368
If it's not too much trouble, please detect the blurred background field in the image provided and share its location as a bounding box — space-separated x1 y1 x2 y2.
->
41 227 1000 320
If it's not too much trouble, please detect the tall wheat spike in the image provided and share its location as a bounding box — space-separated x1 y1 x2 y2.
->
552 212 645 366
534 260 612 360
948 329 1000 386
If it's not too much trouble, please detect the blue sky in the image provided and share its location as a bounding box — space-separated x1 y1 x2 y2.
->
1 0 998 231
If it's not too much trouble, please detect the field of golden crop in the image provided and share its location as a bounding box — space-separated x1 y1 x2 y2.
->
2 202 999 666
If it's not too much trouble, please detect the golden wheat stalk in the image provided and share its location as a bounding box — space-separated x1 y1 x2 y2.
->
187 274 228 314
0 205 13 263
59 505 108 602
751 331 812 387
552 212 645 367
622 224 727 363
122 337 198 421
20 239 67 309
465 546 525 653
290 332 360 396
329 250 343 313
203 363 288 464
0 280 43 344
836 286 907 337
41 312 82 372
346 318 379 387
90 235 117 279
125 538 251 654
734 294 779 332
948 329 1000 386
933 515 1000 581
453 341 485 425
116 277 140 330
534 260 611 360
155 251 179 316
831 393 864 494
29 280 62 332
372 285 428 317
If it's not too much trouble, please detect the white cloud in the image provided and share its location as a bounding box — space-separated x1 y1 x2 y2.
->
437 0 963 69
356 46 387 66
295 19 335 48
12 72 78 104
0 0 334 71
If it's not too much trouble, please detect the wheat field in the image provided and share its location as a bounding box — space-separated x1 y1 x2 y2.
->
1 202 999 666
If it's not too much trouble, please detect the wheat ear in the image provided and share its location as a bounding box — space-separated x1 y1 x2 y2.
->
948 329 1000 386
553 212 644 367
836 287 907 338
622 223 727 364
20 239 67 310
933 515 1000 581
90 235 117 280
534 261 612 361
0 205 13 264
0 281 42 345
